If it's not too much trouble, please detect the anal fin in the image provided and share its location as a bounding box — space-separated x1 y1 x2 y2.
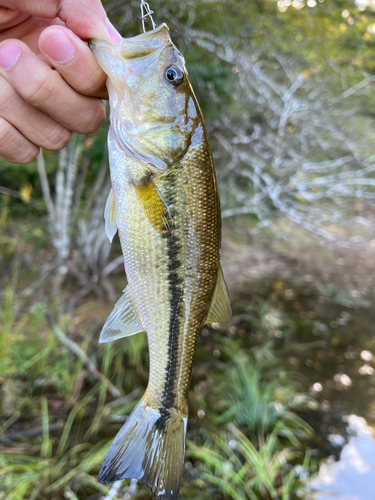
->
205 265 232 325
99 286 144 343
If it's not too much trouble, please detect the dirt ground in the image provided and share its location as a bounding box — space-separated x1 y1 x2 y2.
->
221 220 375 302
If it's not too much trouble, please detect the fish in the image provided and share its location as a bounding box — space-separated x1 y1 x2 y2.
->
90 24 231 500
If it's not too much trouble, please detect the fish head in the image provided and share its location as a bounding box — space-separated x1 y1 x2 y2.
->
90 24 198 171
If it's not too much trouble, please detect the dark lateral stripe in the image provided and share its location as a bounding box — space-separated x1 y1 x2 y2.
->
157 171 183 428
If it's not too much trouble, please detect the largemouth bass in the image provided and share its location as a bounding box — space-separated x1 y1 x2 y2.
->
90 24 231 500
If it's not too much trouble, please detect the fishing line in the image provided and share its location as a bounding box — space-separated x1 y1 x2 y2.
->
140 0 156 32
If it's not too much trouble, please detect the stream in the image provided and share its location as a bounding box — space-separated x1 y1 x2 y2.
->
229 275 375 500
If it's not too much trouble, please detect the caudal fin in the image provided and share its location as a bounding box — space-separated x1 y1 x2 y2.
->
98 397 187 500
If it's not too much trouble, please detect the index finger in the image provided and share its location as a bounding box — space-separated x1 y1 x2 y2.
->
0 0 117 42
0 39 106 134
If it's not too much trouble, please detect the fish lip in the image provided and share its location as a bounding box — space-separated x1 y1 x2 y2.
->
89 23 171 59
90 24 174 84
120 23 170 45
89 38 117 78
89 38 113 55
89 39 117 71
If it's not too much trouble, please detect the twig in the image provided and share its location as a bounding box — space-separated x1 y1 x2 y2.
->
84 153 109 214
0 185 43 210
102 481 122 500
0 262 54 298
101 478 138 500
102 255 124 277
0 445 41 454
71 156 90 228
100 277 118 305
37 150 55 221
14 421 64 439
48 319 122 399
105 387 142 409
122 478 138 499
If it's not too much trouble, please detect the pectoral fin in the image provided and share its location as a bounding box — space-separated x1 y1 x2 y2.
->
104 188 118 243
99 287 144 343
134 176 172 235
205 265 232 325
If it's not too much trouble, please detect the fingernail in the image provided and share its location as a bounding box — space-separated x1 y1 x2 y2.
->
106 19 122 43
0 41 21 71
41 29 75 64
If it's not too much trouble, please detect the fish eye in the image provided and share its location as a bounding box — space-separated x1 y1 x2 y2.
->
165 66 184 86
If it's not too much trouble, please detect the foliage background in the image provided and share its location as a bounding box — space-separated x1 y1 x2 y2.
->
2 0 375 499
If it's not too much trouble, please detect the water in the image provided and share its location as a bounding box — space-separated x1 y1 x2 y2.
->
226 273 375 499
311 415 375 500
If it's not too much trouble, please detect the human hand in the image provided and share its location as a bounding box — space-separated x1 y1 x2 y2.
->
0 0 121 164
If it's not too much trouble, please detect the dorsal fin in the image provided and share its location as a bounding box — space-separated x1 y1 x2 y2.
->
99 287 144 343
104 188 118 243
205 265 232 325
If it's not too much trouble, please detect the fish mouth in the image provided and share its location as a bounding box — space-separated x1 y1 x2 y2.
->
89 23 171 75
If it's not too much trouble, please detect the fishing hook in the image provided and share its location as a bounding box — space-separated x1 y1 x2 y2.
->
140 0 156 33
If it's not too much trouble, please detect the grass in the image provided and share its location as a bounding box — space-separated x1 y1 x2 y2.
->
0 397 110 500
185 342 315 500
3 228 373 499
0 281 146 499
0 277 318 500
188 423 314 500
212 343 312 437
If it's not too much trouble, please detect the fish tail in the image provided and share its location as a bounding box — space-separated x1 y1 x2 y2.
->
98 397 187 500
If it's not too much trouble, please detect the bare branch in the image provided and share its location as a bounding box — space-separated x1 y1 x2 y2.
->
0 185 42 211
37 150 55 222
50 321 122 399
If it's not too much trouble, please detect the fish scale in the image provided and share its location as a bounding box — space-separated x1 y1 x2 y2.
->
90 23 231 499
